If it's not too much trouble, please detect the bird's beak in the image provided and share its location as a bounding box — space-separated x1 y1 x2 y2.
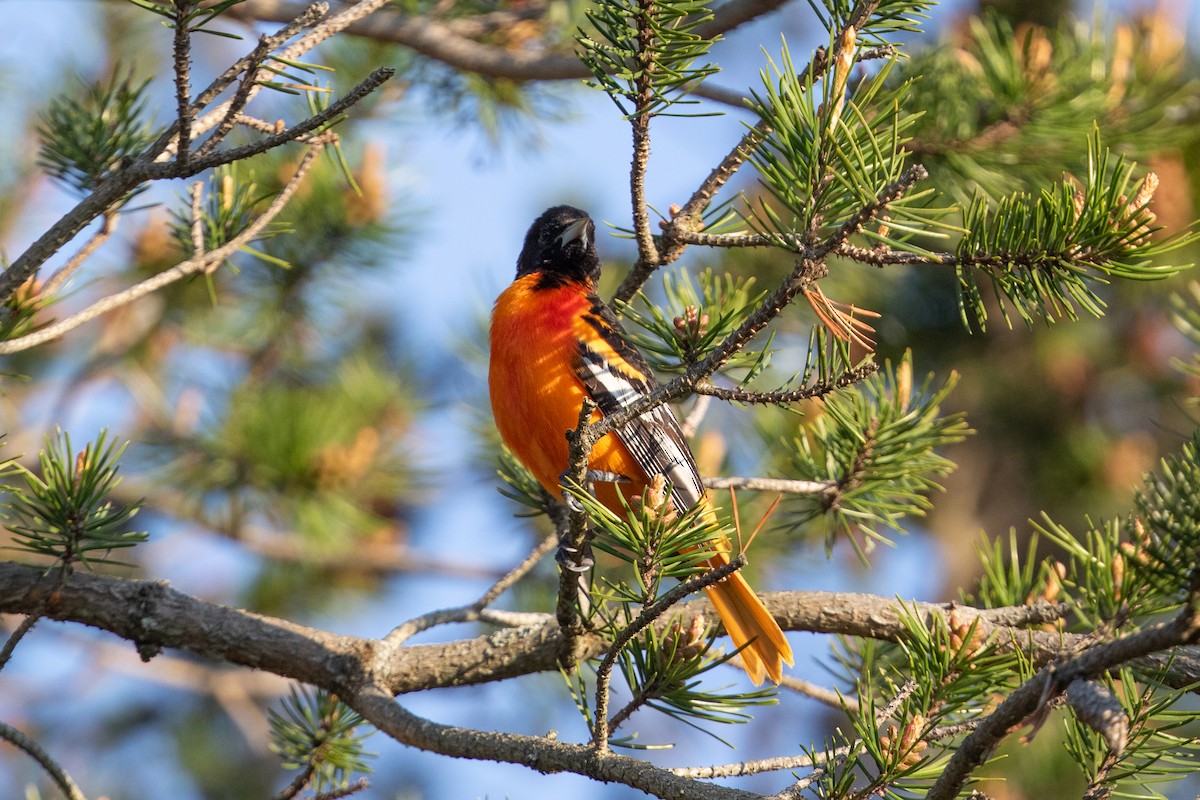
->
556 218 590 250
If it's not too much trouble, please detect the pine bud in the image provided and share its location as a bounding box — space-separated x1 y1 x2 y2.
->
879 714 927 769
947 608 985 660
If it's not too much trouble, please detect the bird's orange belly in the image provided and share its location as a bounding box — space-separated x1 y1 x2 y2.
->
489 279 644 503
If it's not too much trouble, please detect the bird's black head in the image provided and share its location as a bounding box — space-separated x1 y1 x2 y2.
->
515 205 601 288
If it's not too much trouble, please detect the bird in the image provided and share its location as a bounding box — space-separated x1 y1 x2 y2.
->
488 204 793 685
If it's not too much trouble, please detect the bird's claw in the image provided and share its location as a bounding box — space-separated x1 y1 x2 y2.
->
555 545 594 572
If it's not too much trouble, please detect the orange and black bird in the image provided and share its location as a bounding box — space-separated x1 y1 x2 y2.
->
489 205 793 684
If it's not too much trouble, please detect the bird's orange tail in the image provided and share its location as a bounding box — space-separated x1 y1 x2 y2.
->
703 549 793 685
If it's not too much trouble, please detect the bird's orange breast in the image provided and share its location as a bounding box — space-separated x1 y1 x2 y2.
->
489 275 644 502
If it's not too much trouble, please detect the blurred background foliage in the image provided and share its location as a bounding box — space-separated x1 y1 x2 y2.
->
0 0 1198 798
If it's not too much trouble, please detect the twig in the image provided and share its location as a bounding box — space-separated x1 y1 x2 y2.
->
233 113 288 134
606 684 653 734
592 555 746 750
272 764 315 800
194 35 276 159
703 475 834 496
168 68 394 176
0 140 329 355
42 211 119 298
180 2 331 146
773 677 915 798
0 614 41 670
628 0 660 270
777 672 859 713
679 394 710 438
557 398 600 653
383 532 558 647
313 778 370 799
173 1 196 167
0 720 88 800
673 747 848 780
189 181 205 258
812 164 930 259
693 361 878 406
670 712 980 784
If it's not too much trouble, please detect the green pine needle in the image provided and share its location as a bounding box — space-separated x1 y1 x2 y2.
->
169 164 293 271
5 430 146 569
955 131 1197 331
577 0 720 119
36 67 157 197
267 686 373 793
616 268 771 378
783 351 970 554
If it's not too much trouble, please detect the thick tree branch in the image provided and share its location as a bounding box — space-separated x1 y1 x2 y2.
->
6 552 1199 796
227 0 786 84
1 560 1152 698
350 684 762 800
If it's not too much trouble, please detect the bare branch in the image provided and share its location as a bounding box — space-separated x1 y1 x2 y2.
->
0 140 329 355
228 0 787 83
0 613 41 670
174 67 394 175
350 683 763 800
703 475 835 496
693 361 879 406
0 721 88 800
173 1 196 167
188 180 205 258
679 394 711 439
42 211 119 299
776 672 858 713
382 533 557 647
194 35 277 159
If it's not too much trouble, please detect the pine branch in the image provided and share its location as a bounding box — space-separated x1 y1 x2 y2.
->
926 597 1200 800
0 139 331 355
0 0 382 306
592 555 746 749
